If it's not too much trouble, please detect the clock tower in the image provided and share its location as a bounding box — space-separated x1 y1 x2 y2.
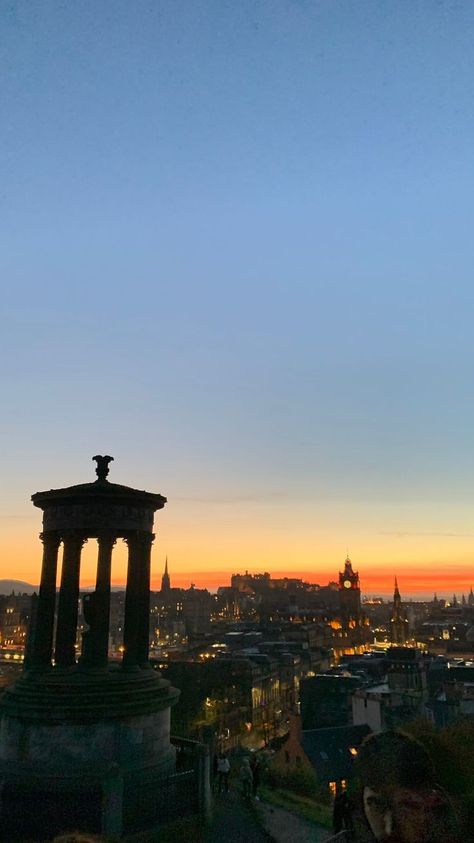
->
338 556 361 625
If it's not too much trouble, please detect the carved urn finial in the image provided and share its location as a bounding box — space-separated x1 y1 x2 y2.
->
92 455 114 482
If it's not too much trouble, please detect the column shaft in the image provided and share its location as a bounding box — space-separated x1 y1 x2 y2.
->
28 532 60 668
137 533 153 667
94 534 115 666
123 532 153 668
123 534 141 668
55 533 85 667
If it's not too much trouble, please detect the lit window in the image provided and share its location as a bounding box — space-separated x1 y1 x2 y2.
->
349 747 358 756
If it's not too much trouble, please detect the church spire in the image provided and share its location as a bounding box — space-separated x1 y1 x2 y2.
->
161 556 170 593
391 576 408 645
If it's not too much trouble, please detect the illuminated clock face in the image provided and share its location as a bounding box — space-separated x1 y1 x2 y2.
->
344 580 352 589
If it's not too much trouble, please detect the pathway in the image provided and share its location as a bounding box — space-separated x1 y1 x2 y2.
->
257 800 331 843
204 788 270 843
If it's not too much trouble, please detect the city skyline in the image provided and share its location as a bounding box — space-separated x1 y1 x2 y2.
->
2 454 474 597
2 4 474 597
2 531 472 600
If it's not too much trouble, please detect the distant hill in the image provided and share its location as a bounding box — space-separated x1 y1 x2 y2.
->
0 581 125 595
0 580 37 595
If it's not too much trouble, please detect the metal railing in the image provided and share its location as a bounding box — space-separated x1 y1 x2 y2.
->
124 766 200 832
123 736 210 833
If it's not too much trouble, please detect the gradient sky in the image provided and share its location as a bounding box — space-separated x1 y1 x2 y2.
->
1 1 474 597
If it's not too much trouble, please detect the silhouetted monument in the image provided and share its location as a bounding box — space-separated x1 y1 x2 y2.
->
0 456 179 839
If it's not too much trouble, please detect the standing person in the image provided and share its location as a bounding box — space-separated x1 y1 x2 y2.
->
332 790 345 835
239 757 253 800
216 752 231 794
340 791 354 836
250 754 261 800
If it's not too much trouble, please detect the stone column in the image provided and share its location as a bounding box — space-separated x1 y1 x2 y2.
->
123 532 153 669
27 532 61 669
122 533 141 668
55 532 86 667
95 533 116 667
137 532 154 667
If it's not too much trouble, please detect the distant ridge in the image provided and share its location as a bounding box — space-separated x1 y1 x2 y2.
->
0 581 126 595
0 579 37 595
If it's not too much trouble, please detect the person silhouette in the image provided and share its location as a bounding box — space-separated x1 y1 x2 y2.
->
356 731 461 843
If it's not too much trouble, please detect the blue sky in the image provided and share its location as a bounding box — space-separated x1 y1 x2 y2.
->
1 1 474 592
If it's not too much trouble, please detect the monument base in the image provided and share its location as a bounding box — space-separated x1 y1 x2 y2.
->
0 665 180 839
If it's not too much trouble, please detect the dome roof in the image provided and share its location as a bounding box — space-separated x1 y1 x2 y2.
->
31 456 166 534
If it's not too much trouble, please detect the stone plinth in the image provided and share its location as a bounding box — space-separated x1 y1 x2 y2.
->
0 661 180 838
0 670 178 788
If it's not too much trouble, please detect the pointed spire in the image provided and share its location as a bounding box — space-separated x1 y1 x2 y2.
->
161 556 170 592
344 554 353 574
391 575 407 644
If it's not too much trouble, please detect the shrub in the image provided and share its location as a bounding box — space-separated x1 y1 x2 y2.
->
263 763 318 798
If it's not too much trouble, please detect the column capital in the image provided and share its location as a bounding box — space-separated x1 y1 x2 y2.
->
39 531 61 549
60 531 88 547
123 531 155 547
97 532 117 547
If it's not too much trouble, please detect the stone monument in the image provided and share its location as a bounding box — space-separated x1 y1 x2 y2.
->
0 456 179 839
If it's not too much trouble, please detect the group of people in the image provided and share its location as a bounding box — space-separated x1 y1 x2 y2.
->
218 730 465 843
215 750 261 800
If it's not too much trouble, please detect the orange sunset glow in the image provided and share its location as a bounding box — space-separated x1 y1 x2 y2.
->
3 509 473 598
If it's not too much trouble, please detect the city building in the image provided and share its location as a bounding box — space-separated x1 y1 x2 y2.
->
273 713 371 797
0 593 30 648
338 556 361 627
300 673 365 729
352 647 429 731
390 578 409 645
